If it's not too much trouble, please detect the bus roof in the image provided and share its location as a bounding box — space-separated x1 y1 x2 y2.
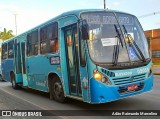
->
2 9 133 43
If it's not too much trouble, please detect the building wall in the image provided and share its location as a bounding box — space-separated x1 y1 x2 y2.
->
145 29 160 62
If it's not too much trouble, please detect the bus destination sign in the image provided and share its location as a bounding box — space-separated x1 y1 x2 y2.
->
82 14 133 25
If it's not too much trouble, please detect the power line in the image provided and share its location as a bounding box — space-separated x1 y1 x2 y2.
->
138 11 160 18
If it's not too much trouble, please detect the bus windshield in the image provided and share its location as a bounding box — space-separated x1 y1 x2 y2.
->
81 12 149 65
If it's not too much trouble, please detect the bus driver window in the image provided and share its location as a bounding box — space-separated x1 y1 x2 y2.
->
50 38 58 53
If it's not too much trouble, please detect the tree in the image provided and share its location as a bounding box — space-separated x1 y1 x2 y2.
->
0 28 14 41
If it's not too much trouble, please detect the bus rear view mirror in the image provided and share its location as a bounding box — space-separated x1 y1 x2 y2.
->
79 20 89 40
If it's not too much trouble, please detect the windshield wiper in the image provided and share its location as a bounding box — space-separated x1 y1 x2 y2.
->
114 24 124 48
112 36 119 65
122 25 146 62
112 24 124 65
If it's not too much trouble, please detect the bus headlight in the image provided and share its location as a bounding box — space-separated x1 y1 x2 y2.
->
93 70 111 85
94 72 102 81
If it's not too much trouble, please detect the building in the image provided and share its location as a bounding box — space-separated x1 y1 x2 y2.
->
145 29 160 62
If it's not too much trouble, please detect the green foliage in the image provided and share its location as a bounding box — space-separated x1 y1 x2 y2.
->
0 28 14 41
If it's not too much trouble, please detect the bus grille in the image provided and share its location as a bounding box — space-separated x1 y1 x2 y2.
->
101 68 115 77
112 73 146 85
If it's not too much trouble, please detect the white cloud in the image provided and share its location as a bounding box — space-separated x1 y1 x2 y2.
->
113 1 120 6
16 11 55 34
0 3 58 35
0 3 20 14
155 21 160 25
154 21 160 29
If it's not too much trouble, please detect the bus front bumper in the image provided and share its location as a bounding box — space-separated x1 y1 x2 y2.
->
89 74 154 104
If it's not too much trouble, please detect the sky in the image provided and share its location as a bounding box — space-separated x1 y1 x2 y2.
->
0 0 160 35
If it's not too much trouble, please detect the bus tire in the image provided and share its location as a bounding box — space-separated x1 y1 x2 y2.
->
0 75 3 82
52 77 66 103
11 73 19 89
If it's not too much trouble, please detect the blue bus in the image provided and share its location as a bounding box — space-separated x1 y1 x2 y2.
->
1 9 153 103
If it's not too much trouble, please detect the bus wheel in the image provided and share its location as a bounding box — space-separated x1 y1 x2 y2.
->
11 73 19 89
0 75 3 82
52 77 66 103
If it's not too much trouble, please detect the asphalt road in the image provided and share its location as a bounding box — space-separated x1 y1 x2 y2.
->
0 75 160 119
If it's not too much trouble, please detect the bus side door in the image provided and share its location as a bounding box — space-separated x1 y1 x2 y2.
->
64 25 82 96
63 23 89 101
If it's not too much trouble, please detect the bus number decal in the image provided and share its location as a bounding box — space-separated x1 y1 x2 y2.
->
137 68 149 74
50 56 60 65
36 82 45 87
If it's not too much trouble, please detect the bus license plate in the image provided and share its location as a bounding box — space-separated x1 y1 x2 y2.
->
127 84 138 91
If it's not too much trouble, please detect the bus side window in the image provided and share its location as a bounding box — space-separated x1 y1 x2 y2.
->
50 23 58 53
8 40 14 59
40 28 47 54
40 22 58 54
2 43 8 60
79 39 86 67
27 30 38 56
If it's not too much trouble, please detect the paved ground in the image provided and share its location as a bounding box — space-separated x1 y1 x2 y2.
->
0 75 159 119
153 66 160 75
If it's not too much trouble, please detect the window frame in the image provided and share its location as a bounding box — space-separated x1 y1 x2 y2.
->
152 50 160 58
2 43 8 60
79 32 86 67
27 30 39 57
40 22 59 54
8 40 14 59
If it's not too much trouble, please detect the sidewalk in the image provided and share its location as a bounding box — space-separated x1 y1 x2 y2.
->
153 65 160 75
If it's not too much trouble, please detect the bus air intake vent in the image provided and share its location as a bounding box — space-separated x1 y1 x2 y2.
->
101 68 115 77
112 73 146 85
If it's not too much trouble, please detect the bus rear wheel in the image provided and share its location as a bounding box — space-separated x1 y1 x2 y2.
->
52 77 66 103
11 73 19 89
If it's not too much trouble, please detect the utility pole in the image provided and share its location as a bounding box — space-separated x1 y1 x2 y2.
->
104 0 106 9
14 14 17 35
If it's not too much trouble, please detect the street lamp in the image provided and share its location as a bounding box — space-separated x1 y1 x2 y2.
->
14 14 18 36
104 0 106 9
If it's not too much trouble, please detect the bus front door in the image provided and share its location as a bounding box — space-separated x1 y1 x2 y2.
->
64 25 82 96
